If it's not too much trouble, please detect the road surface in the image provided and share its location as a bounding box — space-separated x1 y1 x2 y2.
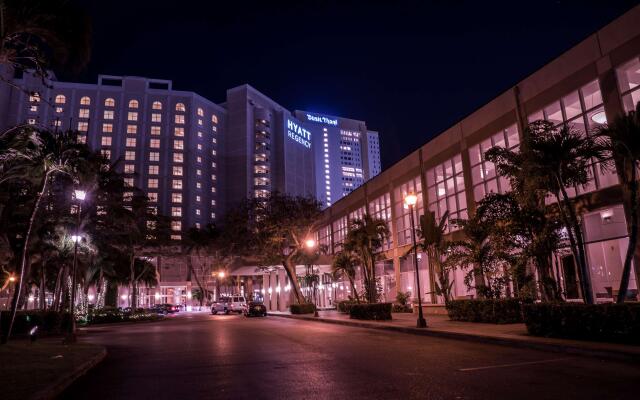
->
63 312 640 399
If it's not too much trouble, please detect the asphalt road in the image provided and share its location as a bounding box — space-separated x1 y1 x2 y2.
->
63 312 640 400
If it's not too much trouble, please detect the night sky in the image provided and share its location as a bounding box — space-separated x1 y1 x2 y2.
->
67 0 638 169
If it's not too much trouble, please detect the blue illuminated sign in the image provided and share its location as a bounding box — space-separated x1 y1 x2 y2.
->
306 113 338 126
286 119 312 149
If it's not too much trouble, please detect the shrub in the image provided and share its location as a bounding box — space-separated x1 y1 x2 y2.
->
86 308 164 324
523 303 640 344
392 304 413 313
337 301 357 313
0 311 72 336
446 299 523 324
396 291 411 306
349 303 392 320
290 303 316 314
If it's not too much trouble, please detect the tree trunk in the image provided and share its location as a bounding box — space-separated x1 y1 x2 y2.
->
347 275 360 303
186 254 208 306
4 171 51 344
39 260 46 310
129 253 137 309
283 253 304 304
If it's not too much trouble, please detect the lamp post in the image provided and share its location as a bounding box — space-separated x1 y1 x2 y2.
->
67 189 86 342
404 192 427 328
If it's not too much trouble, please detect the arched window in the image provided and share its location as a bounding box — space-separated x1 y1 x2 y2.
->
128 99 139 109
197 107 204 116
175 103 185 112
55 94 66 104
104 98 115 107
80 96 91 105
29 92 41 102
211 114 218 124
152 101 162 110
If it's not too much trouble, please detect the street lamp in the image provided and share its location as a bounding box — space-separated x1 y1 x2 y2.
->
67 189 86 342
404 192 427 328
305 238 316 249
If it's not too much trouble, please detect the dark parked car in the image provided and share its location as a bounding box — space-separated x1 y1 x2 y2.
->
151 304 179 315
244 301 267 317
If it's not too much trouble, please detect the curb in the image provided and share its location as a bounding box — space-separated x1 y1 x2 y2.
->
31 347 107 400
270 314 640 363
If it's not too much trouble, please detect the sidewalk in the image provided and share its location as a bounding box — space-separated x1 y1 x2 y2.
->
269 310 640 363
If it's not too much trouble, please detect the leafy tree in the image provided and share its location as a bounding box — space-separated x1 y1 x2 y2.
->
183 224 218 306
595 102 640 302
331 251 360 303
415 211 453 303
248 192 323 304
343 214 389 303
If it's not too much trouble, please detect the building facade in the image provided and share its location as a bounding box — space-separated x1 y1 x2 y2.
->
0 73 381 308
257 5 640 311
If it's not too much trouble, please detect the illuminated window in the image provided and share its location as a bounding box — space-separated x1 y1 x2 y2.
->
124 177 134 187
101 149 111 159
79 109 90 118
55 107 63 113
103 110 114 120
125 151 136 160
617 57 640 112
55 94 66 104
196 209 201 216
196 182 202 189
427 155 467 232
172 193 182 203
172 207 182 217
150 139 160 148
171 221 182 231
102 123 113 133
77 135 86 144
152 101 162 110
176 103 185 112
128 99 139 108
172 180 182 189
211 114 218 124
149 152 159 161
196 156 202 163
77 122 88 132
151 113 162 123
196 195 201 202
127 125 137 134
469 124 519 201
124 164 135 173
128 112 138 121
175 115 185 124
197 131 202 138
173 153 183 163
126 138 137 147
150 126 161 135
29 92 40 102
148 165 159 175
196 169 202 176
104 98 115 107
197 144 202 150
174 127 184 136
172 166 183 176
80 96 91 105
148 192 158 202
198 119 203 126
197 107 204 116
101 136 112 146
148 179 158 189
173 140 184 150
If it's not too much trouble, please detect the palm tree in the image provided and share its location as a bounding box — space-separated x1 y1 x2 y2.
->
0 127 87 343
415 211 453 303
595 102 640 302
331 251 360 303
343 214 389 303
0 0 91 79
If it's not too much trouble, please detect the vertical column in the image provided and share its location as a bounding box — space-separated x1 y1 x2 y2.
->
388 182 401 300
419 148 437 304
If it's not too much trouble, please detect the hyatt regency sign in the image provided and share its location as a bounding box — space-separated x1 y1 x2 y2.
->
286 119 312 149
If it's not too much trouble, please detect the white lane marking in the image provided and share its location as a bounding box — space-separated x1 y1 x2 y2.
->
458 357 572 372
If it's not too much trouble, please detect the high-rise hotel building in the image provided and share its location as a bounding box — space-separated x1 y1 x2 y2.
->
0 71 382 238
